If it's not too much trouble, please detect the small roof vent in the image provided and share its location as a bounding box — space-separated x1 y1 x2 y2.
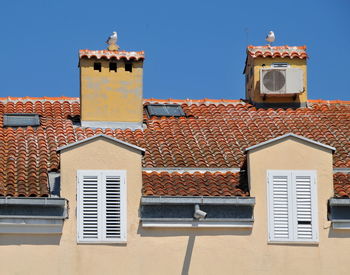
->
3 113 40 127
146 104 186 117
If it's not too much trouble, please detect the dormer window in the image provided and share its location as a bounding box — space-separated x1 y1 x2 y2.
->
146 104 186 117
3 113 40 127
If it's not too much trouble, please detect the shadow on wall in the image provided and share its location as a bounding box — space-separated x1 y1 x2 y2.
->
137 224 252 275
181 235 195 275
328 229 350 238
137 224 252 238
0 234 62 245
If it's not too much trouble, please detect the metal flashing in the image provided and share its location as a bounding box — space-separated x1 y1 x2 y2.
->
81 120 143 130
0 197 66 206
142 167 241 174
141 196 255 205
141 219 253 228
245 133 336 152
333 168 350 173
0 197 67 234
329 198 350 206
56 134 145 153
48 172 61 197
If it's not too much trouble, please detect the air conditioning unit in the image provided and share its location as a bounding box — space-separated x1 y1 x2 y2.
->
260 68 304 96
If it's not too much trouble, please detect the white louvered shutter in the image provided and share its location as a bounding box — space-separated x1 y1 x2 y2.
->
292 172 317 241
268 172 292 241
77 170 126 243
268 170 318 243
78 172 100 241
102 172 126 241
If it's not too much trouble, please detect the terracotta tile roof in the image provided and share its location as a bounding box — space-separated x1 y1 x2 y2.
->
247 45 308 59
79 49 144 61
142 171 248 197
334 172 350 197
0 97 350 197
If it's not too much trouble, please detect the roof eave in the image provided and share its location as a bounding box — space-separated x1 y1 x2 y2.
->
245 133 336 152
56 134 145 154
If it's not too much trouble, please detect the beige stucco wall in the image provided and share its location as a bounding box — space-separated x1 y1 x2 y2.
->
80 58 143 123
0 136 350 275
245 55 308 104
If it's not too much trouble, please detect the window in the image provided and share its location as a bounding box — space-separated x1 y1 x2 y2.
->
77 170 126 243
125 62 132 72
267 170 318 243
109 62 117 72
94 62 101 72
146 104 186 117
3 113 40 127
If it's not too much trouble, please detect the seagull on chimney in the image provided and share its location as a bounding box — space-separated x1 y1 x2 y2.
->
266 31 275 46
106 31 118 46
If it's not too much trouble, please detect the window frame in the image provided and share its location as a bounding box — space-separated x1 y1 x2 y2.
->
77 170 127 244
267 170 318 243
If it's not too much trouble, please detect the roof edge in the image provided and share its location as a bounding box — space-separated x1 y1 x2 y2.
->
57 134 145 154
1 97 350 106
245 133 336 152
0 96 79 103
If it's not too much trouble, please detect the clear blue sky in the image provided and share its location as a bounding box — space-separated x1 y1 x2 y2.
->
0 0 349 100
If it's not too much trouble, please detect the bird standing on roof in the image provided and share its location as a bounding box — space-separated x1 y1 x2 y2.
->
106 31 119 51
266 31 275 46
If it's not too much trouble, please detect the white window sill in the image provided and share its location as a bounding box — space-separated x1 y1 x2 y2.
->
268 240 319 245
77 240 127 244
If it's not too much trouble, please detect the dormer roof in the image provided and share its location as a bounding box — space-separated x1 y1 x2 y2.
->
245 133 336 152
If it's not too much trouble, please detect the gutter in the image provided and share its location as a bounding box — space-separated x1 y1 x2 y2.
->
0 197 66 207
329 198 350 206
328 198 350 230
0 197 68 234
141 196 255 206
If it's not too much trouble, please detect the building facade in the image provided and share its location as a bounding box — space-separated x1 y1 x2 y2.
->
0 41 349 275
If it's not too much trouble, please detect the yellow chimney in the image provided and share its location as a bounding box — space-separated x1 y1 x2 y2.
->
244 45 308 108
79 48 144 129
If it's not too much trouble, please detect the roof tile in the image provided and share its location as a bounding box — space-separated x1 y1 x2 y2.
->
142 171 249 197
334 172 350 198
247 45 308 59
0 97 349 197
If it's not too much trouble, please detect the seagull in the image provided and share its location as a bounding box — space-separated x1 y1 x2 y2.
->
106 31 118 46
266 31 275 45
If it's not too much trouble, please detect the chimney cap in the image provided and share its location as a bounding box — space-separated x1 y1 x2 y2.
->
247 45 307 59
79 49 145 61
